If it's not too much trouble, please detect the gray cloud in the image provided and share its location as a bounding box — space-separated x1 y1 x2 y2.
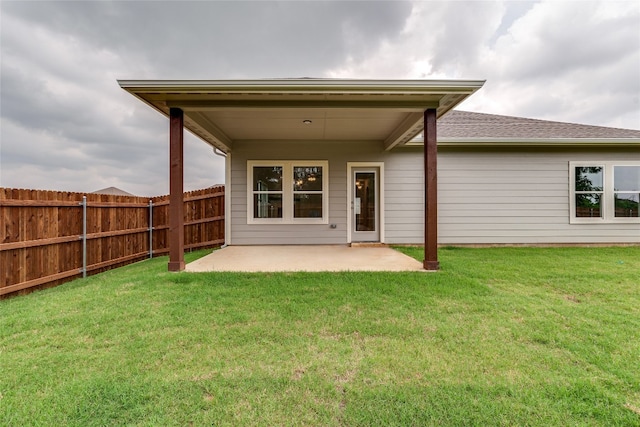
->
2 1 412 78
428 2 506 75
495 2 640 82
1 1 414 194
1 0 638 196
473 1 640 128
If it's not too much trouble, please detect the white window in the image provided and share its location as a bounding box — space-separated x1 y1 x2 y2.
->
248 161 328 224
613 165 640 219
570 161 640 223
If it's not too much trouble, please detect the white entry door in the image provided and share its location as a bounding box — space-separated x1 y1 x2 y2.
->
350 167 380 242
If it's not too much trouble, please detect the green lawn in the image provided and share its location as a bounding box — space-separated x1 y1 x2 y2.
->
1 247 639 426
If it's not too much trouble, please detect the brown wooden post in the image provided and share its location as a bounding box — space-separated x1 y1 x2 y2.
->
168 108 185 271
424 108 439 270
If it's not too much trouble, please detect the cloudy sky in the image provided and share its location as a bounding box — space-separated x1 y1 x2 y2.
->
1 1 639 197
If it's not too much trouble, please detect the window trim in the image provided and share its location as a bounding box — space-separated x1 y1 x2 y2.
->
247 160 329 225
569 161 640 224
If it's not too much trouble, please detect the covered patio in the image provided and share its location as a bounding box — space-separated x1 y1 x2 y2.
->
186 245 424 272
118 79 484 271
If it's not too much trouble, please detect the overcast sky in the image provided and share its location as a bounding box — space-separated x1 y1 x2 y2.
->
1 0 639 197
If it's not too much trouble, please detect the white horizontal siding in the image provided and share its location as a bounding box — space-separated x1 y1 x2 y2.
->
437 149 640 244
230 140 385 245
440 209 567 218
383 148 424 243
228 142 640 245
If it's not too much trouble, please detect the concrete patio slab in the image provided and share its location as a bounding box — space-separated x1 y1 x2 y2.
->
185 245 425 272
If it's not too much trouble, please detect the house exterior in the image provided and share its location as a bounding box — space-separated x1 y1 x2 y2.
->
435 111 640 245
92 187 136 196
118 79 640 271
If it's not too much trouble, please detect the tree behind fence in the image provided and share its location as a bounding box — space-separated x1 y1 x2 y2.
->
0 186 224 297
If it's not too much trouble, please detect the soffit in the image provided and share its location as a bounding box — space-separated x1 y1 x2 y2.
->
118 79 485 152
193 109 408 141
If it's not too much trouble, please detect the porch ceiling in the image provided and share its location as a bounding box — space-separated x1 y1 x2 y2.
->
118 79 485 152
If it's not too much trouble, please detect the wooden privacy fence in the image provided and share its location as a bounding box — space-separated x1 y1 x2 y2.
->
1 186 224 297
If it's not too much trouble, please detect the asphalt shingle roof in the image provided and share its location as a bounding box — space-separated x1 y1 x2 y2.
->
438 111 640 139
92 187 136 196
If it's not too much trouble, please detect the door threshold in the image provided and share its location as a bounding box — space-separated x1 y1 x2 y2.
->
349 242 388 248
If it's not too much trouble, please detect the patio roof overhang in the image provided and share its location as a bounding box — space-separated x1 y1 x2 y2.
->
117 79 485 153
118 78 485 273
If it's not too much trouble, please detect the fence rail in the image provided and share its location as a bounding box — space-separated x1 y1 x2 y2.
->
1 186 224 297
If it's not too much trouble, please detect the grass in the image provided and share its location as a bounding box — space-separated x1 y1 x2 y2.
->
1 246 639 426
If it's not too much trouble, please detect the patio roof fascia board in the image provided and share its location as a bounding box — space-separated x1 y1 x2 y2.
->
406 137 640 147
117 79 487 94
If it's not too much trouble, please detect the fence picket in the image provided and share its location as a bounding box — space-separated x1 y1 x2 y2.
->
0 186 224 297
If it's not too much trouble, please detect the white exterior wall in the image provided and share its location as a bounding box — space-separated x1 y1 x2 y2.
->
383 147 424 244
437 148 640 244
230 140 394 245
229 142 640 245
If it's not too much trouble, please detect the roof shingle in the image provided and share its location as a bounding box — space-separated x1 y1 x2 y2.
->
438 111 640 139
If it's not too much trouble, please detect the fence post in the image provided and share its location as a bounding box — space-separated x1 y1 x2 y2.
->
82 195 87 278
149 199 153 259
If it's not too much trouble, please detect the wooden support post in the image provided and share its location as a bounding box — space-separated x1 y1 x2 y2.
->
168 108 185 271
424 108 439 270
